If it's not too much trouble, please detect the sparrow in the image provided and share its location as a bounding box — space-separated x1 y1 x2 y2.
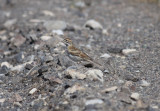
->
62 38 102 66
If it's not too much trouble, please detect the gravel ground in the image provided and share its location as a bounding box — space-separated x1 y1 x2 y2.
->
0 0 160 111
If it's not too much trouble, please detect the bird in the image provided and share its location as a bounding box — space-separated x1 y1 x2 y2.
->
62 38 102 67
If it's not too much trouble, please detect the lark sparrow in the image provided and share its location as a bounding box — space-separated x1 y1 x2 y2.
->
62 38 102 66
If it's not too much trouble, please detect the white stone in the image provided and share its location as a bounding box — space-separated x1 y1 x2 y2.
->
85 99 103 106
122 49 137 55
11 60 33 72
85 69 103 82
130 93 140 100
0 98 5 103
65 67 86 80
140 80 150 87
1 62 12 68
29 88 37 94
102 86 118 93
52 30 64 35
100 53 111 59
40 36 52 41
0 35 7 41
41 10 55 16
34 44 40 50
117 23 122 27
102 29 109 35
64 84 85 95
85 19 103 29
75 1 86 8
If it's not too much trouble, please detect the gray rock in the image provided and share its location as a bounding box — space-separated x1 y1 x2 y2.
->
43 74 62 84
43 20 67 31
120 87 131 94
31 98 47 110
45 53 54 62
14 52 25 63
85 19 103 30
12 35 26 47
58 54 75 67
124 74 139 82
45 35 63 48
117 92 132 104
140 80 150 87
3 19 17 29
107 48 123 54
0 66 8 75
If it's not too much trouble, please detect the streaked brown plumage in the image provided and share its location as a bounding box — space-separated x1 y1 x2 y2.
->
63 38 101 66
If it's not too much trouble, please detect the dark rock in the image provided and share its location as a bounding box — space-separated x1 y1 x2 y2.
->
0 66 8 75
124 74 139 82
107 48 123 54
38 66 48 75
25 64 34 70
64 25 75 32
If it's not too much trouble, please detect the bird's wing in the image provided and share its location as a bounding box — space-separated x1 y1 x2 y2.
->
68 45 81 56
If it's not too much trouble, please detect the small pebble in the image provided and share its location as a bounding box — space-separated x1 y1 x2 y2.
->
85 69 103 82
102 86 118 93
122 49 137 55
29 88 37 94
100 53 111 59
40 35 52 41
130 92 140 101
65 66 86 79
13 35 26 47
85 99 103 106
3 19 17 28
85 19 103 30
107 48 123 54
41 10 55 16
14 102 22 107
0 98 5 103
64 84 85 95
52 30 64 35
15 93 23 102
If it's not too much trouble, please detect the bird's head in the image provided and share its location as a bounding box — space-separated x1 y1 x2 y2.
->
63 38 73 45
